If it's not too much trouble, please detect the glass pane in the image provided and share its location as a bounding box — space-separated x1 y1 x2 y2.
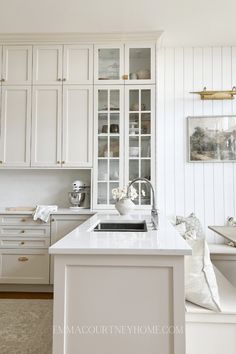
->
110 137 119 157
141 160 151 180
129 48 151 80
97 182 107 204
110 159 119 181
129 113 139 135
98 48 120 80
110 113 119 134
131 182 139 205
98 90 108 111
98 160 108 181
110 90 120 111
129 90 139 111
141 90 151 111
141 113 151 134
129 137 139 158
109 182 119 204
98 137 108 157
129 160 139 181
98 113 108 134
141 137 151 157
140 182 151 205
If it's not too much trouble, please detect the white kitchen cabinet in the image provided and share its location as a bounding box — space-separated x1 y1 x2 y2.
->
33 45 63 85
31 86 62 167
50 214 91 283
33 44 93 85
93 86 124 208
62 85 93 167
63 45 93 84
2 46 32 85
93 85 155 209
0 214 50 284
94 43 155 84
31 85 92 168
0 86 31 167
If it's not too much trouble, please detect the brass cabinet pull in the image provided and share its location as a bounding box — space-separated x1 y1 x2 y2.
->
0 161 3 164
21 218 26 222
20 241 25 245
57 78 62 81
57 161 60 164
18 256 28 262
62 161 65 164
62 78 66 81
21 230 25 233
122 74 128 80
51 218 55 222
1 78 5 82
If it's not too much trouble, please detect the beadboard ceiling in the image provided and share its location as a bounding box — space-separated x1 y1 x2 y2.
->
0 0 235 46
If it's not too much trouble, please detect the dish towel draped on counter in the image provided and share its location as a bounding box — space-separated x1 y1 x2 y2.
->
33 205 58 222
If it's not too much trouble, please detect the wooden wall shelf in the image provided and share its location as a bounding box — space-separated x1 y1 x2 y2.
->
190 86 236 100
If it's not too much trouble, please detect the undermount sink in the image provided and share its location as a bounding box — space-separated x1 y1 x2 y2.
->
93 221 149 232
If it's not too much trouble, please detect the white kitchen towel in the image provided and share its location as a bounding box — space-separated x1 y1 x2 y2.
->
33 205 58 223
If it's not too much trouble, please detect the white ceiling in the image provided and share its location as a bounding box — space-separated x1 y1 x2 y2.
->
0 0 235 46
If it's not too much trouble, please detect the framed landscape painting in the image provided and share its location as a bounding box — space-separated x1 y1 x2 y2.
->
188 115 236 162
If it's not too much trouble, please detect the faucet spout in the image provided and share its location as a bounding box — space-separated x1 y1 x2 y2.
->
127 177 159 228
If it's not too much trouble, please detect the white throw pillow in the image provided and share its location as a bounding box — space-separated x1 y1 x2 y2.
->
174 222 186 237
176 213 205 239
185 239 221 311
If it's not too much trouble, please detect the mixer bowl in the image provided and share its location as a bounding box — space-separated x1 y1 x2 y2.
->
68 191 86 208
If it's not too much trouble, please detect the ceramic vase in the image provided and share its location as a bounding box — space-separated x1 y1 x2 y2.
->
115 197 134 215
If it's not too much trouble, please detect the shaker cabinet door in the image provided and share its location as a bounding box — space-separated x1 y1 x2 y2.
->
31 86 62 167
33 45 63 85
62 85 93 167
2 46 32 85
0 86 31 167
63 45 93 84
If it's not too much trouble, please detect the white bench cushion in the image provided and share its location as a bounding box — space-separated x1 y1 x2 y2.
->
186 266 236 316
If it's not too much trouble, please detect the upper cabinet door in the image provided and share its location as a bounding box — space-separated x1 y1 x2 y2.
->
94 44 124 84
0 86 31 167
63 45 93 84
31 86 62 167
124 43 155 84
33 45 63 85
2 46 32 85
62 85 93 167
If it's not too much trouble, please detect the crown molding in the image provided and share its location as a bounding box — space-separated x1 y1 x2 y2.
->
0 31 163 44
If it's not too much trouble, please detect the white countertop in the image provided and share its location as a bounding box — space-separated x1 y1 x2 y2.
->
49 213 191 256
0 207 94 215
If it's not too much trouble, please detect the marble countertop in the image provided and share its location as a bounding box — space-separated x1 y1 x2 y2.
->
49 213 191 256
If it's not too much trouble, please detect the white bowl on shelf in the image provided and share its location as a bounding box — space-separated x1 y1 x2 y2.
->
129 147 139 157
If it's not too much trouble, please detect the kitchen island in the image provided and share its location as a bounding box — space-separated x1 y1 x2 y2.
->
49 213 191 354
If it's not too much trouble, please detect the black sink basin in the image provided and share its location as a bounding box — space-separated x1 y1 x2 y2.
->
93 221 147 232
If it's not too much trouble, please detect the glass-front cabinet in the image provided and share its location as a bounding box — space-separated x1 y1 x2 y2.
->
94 43 155 84
94 86 124 207
125 86 155 206
94 85 155 209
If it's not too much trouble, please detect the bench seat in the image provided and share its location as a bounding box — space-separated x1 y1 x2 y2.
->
186 266 236 354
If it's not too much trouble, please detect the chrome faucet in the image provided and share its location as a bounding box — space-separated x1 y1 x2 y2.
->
127 177 159 228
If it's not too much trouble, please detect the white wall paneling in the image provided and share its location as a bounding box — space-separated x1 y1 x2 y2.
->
157 46 236 242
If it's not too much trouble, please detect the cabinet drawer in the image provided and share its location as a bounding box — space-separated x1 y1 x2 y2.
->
0 214 49 226
0 238 50 248
0 249 49 284
0 226 50 238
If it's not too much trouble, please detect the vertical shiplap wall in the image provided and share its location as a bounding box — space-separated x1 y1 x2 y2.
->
157 47 236 242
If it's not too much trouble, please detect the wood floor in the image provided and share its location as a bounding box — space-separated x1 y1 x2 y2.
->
0 292 53 299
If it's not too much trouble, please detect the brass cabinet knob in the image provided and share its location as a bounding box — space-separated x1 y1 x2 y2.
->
62 78 66 81
62 161 65 164
57 78 62 81
21 218 26 222
122 74 128 80
0 161 3 164
18 256 28 262
1 78 5 82
20 241 25 245
57 161 60 164
21 230 25 233
51 218 55 222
